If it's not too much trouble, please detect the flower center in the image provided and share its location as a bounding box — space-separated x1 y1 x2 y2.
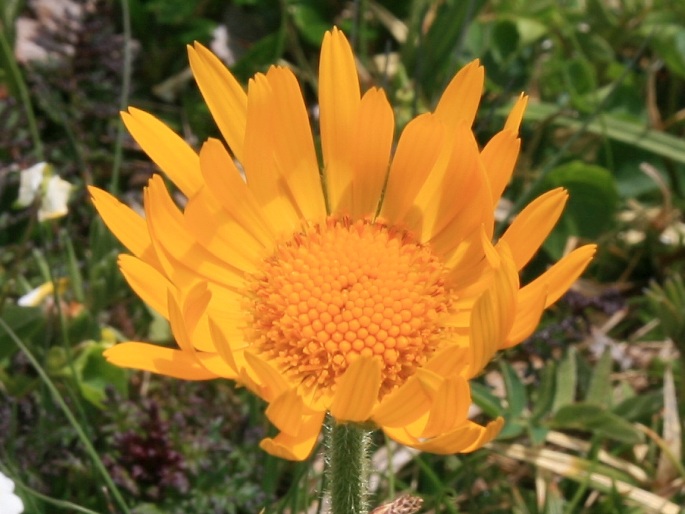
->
248 217 450 398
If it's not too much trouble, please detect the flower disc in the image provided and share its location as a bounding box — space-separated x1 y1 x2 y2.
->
250 217 450 397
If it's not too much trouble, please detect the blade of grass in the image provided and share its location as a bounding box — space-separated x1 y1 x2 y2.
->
0 318 131 514
525 103 685 165
109 0 133 195
489 442 682 514
656 365 682 484
0 21 43 160
61 228 85 303
3 470 102 514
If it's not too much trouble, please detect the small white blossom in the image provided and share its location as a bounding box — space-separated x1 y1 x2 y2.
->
0 472 24 514
16 162 46 207
16 162 73 221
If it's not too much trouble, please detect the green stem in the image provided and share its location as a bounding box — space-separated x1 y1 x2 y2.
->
327 420 371 514
0 318 131 514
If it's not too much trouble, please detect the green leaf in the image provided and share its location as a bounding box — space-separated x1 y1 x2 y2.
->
585 349 613 407
73 341 128 408
500 361 527 418
232 30 285 81
613 391 663 422
287 0 332 46
551 403 644 444
404 0 487 99
498 420 525 439
491 19 519 63
578 33 614 64
471 381 504 418
552 347 577 413
646 23 685 78
531 361 557 422
528 425 549 446
565 57 596 98
512 16 548 46
525 102 685 166
538 160 618 259
132 504 167 514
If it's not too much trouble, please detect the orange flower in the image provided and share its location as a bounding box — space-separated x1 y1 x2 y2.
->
91 28 595 461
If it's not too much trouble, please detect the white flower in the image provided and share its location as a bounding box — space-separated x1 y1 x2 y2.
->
39 175 73 221
16 162 46 207
0 472 24 514
16 162 73 221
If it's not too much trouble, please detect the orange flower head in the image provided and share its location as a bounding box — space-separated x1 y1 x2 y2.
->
90 28 596 460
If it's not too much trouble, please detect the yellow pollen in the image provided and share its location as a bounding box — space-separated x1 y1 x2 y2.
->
249 217 450 398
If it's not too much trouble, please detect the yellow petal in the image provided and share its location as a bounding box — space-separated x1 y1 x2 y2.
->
372 376 431 427
319 27 361 214
104 342 217 380
414 367 445 397
423 345 470 378
503 286 547 349
207 317 240 375
243 351 291 403
118 254 170 318
265 388 307 436
481 130 521 206
185 282 212 331
187 42 247 163
260 410 325 461
504 93 528 133
262 66 326 222
440 228 489 293
413 423 481 454
165 289 237 377
380 114 446 223
382 424 424 447
143 175 249 290
419 417 503 454
194 353 239 379
521 244 597 309
500 188 568 270
421 376 471 438
197 138 276 247
468 242 518 377
88 186 156 264
458 417 504 453
178 282 243 354
242 72 302 235
166 288 198 353
329 356 382 422
433 60 484 131
184 189 263 273
347 87 394 218
205 286 250 353
121 108 203 198
417 124 492 243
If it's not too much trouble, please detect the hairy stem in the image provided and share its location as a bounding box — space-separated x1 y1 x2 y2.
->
327 420 371 514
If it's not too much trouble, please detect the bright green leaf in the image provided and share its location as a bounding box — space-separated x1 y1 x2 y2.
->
531 361 557 422
552 403 644 444
552 347 577 413
500 361 527 418
538 161 618 259
73 341 128 408
585 349 613 407
471 381 504 418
